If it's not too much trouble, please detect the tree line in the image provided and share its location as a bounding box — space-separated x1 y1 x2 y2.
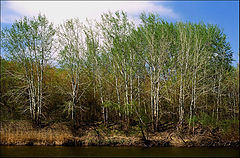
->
1 11 239 133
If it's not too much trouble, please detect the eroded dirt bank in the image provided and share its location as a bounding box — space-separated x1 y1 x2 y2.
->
0 120 239 147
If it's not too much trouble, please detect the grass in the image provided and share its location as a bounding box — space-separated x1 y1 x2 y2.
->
0 120 73 145
0 120 239 147
0 120 142 146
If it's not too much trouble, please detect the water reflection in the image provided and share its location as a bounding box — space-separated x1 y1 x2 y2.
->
0 146 239 157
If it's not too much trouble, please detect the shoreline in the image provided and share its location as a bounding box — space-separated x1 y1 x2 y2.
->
0 120 239 147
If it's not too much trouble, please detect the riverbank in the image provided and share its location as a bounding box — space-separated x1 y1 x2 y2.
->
0 120 239 147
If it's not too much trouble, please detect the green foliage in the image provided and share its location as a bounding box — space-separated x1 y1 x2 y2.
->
193 112 239 135
188 115 197 125
216 119 239 134
197 112 215 127
1 11 238 135
102 101 119 109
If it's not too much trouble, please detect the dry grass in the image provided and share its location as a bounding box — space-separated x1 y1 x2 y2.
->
1 120 238 147
0 121 73 145
0 120 142 146
76 126 141 146
0 120 199 146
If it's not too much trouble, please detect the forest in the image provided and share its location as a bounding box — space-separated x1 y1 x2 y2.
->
0 11 239 146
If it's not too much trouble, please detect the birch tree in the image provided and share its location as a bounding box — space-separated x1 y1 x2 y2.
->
1 14 55 126
57 18 88 126
84 20 108 124
138 13 175 131
98 11 134 126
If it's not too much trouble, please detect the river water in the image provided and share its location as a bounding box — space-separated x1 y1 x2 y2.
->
0 146 239 157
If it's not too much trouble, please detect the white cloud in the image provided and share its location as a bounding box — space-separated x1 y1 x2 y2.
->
1 1 179 25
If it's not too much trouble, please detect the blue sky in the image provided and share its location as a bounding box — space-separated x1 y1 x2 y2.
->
1 1 239 66
165 1 239 66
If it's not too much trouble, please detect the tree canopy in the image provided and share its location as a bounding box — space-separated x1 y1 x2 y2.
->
1 12 238 135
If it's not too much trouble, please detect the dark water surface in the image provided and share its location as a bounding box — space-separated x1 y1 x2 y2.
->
0 146 239 157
